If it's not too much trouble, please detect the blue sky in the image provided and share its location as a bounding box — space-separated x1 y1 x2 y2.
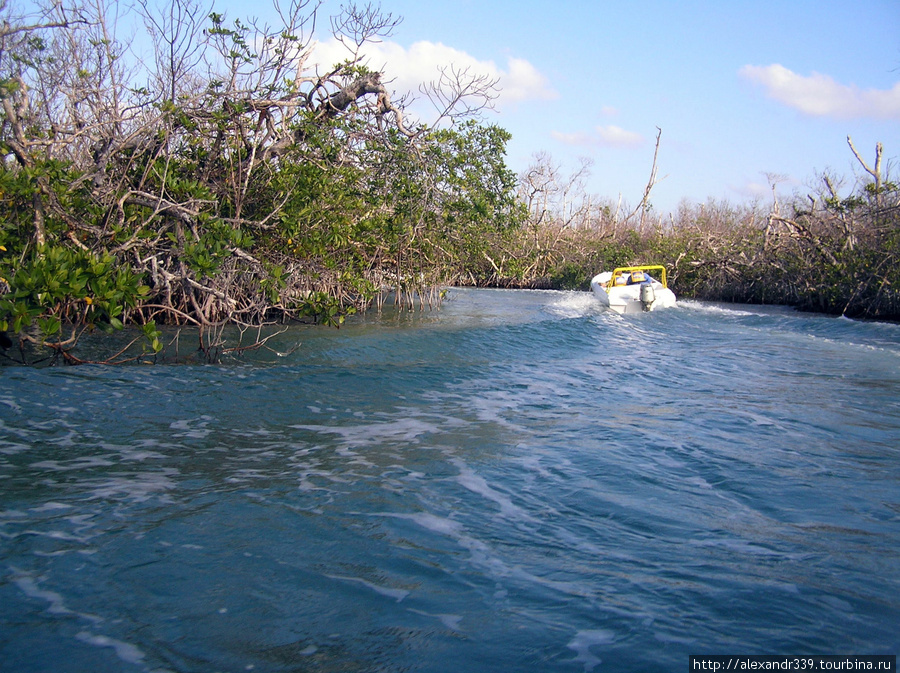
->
290 0 898 212
18 0 895 213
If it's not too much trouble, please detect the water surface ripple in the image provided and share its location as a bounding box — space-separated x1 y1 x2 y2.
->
1 289 898 672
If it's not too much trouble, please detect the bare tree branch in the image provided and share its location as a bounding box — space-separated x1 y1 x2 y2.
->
421 64 499 127
847 135 884 208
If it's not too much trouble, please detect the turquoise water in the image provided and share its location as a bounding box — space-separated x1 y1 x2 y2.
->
1 288 898 672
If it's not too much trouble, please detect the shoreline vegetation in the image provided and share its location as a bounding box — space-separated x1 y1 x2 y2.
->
1 1 898 365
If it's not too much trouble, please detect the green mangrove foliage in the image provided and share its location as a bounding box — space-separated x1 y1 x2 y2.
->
0 0 520 362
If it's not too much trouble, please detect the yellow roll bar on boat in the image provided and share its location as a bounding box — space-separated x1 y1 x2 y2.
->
607 265 668 291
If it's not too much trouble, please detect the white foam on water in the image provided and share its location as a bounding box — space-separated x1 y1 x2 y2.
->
683 476 714 490
13 574 72 615
678 300 785 319
75 631 146 665
464 390 528 431
296 479 334 493
226 469 271 482
0 441 33 456
21 528 84 542
10 569 105 623
437 613 463 631
291 417 441 449
385 511 465 538
33 548 98 558
169 416 214 439
552 528 607 560
324 574 410 602
46 429 80 448
335 446 376 468
689 537 804 560
29 501 73 513
820 595 854 612
100 441 168 462
408 608 463 632
29 455 116 472
0 398 22 413
384 511 593 601
567 629 616 672
48 405 79 415
84 469 179 503
547 292 603 319
653 631 696 645
451 458 530 521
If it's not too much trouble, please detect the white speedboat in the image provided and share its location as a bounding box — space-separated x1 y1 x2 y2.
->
590 265 677 314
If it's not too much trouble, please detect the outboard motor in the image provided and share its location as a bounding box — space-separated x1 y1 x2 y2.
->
639 282 655 311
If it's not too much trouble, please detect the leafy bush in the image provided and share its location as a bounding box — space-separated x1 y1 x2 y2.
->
0 245 151 343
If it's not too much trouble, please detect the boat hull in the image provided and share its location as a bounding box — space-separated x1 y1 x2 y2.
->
591 272 677 314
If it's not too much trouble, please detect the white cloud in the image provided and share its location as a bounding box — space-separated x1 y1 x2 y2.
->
310 38 557 109
502 56 557 103
729 173 801 202
552 125 644 149
550 130 590 145
729 179 773 202
596 125 643 147
739 64 900 120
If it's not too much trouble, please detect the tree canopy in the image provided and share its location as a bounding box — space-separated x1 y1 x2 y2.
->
0 0 524 362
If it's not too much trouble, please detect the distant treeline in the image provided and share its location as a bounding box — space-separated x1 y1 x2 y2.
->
470 141 899 322
1 1 897 365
